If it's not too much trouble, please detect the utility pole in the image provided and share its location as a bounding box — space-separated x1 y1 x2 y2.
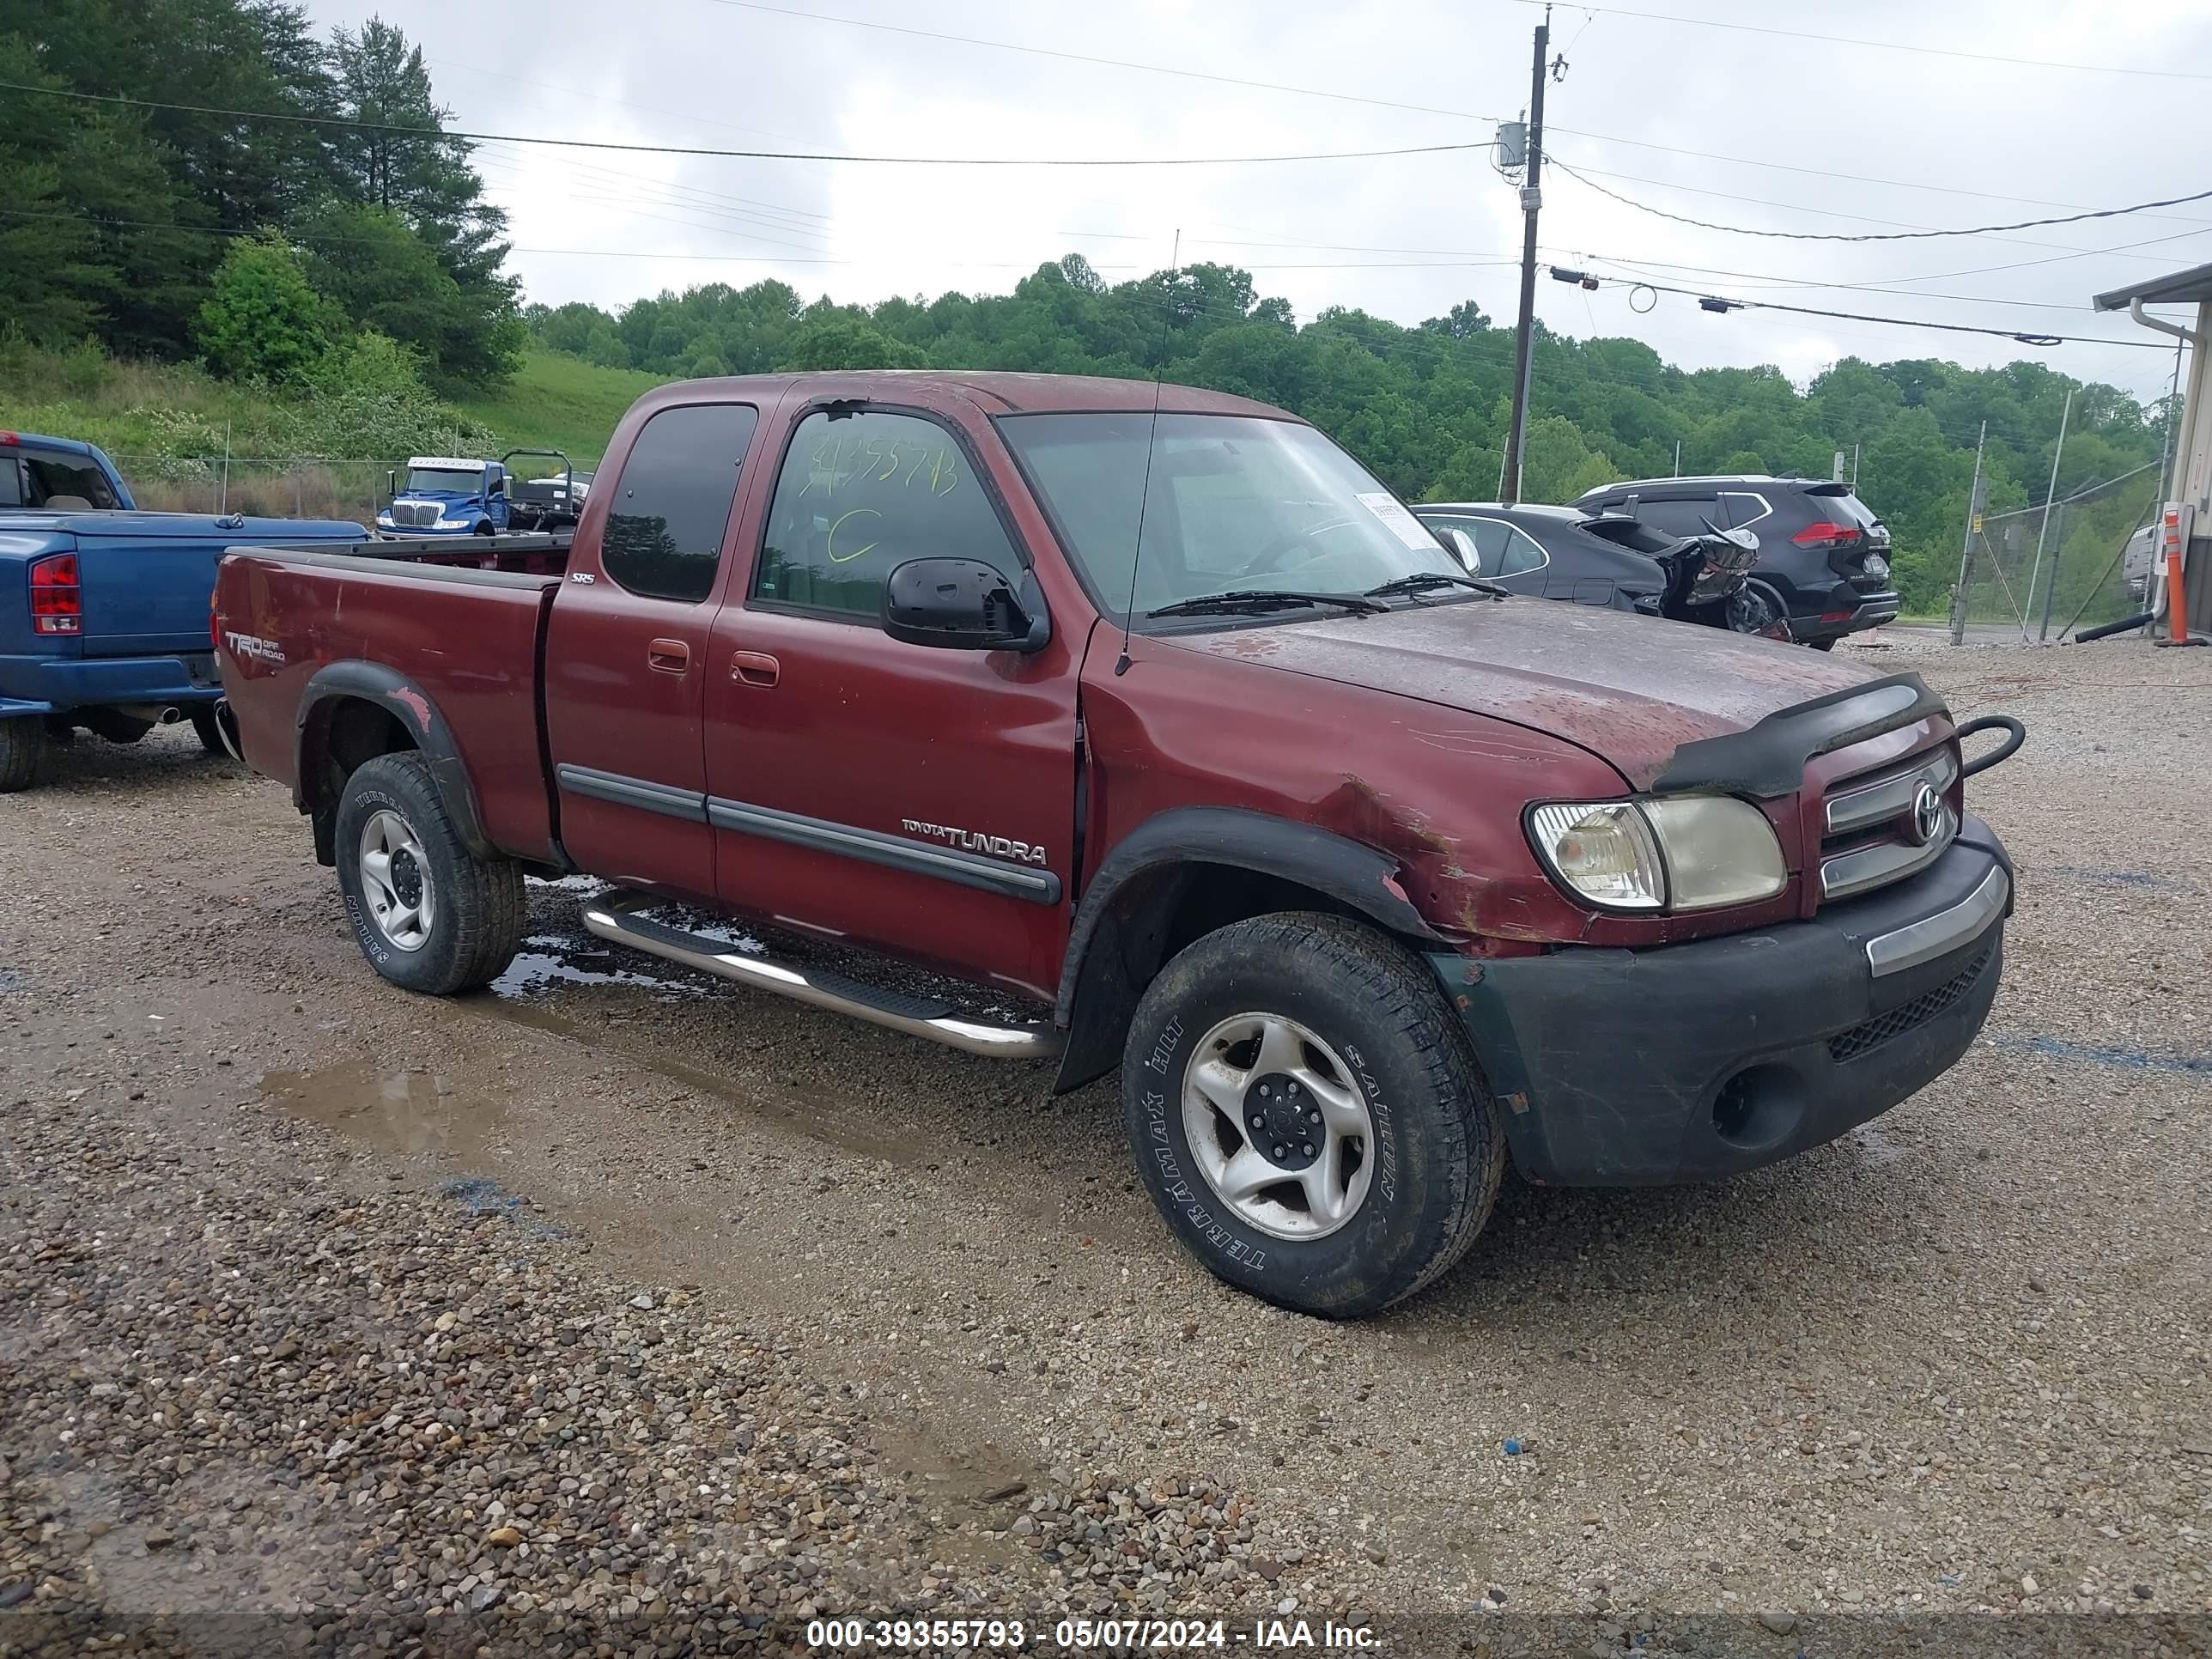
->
2036 503 2065 642
1499 7 1550 506
2021 386 2072 637
1948 422 1987 647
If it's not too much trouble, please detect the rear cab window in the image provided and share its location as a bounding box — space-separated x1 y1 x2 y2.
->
601 403 760 602
4 448 121 509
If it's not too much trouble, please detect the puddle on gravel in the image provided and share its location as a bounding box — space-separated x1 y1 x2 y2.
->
490 933 707 1000
259 1062 506 1158
469 995 929 1169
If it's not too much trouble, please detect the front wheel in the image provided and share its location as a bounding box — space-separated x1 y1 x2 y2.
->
332 751 526 994
1121 913 1505 1317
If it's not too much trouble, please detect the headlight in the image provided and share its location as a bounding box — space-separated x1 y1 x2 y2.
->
1528 802 1664 909
1528 796 1786 912
434 516 471 530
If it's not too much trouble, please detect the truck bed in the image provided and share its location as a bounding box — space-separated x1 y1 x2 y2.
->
215 535 571 864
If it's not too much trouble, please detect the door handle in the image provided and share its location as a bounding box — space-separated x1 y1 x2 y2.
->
647 638 690 674
731 650 780 687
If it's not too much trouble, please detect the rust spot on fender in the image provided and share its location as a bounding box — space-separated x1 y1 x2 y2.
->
389 687 432 732
1320 774 1455 857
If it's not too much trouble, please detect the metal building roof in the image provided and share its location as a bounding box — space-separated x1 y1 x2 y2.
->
2094 261 2212 311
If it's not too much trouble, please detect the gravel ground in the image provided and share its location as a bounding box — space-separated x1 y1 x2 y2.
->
2 639 2209 1657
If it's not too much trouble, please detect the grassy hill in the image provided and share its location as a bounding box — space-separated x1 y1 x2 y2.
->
449 350 668 468
1 339 664 521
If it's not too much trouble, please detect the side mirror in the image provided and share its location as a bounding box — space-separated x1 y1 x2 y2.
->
386 469 398 496
883 557 1049 653
1437 526 1482 574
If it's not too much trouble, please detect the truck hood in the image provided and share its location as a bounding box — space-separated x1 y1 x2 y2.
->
388 491 483 509
1172 597 1877 789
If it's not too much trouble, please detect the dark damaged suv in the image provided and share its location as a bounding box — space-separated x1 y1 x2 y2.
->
1573 474 1901 648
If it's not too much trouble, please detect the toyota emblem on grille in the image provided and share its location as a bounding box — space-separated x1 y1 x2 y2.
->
1906 781 1945 846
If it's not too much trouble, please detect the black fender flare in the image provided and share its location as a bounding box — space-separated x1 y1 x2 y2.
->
1050 806 1444 1095
295 661 493 862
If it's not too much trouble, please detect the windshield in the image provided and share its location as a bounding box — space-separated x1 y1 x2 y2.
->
404 467 483 495
999 413 1460 620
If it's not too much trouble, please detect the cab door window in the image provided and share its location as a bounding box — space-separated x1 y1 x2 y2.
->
753 410 1022 619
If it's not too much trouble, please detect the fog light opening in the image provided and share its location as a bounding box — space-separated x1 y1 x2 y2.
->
1711 1064 1805 1152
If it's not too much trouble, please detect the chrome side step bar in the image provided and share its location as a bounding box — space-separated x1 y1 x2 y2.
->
580 891 1064 1060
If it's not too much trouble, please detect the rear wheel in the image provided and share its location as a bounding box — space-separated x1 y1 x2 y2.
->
0 717 45 793
332 751 525 994
1120 912 1504 1318
188 705 228 757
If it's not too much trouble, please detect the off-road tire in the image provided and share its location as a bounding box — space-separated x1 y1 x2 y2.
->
0 717 45 793
1121 912 1506 1318
333 751 525 994
189 705 228 757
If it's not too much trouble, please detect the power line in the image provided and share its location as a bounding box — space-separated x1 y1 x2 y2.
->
690 0 1504 125
1571 252 2140 312
1546 159 2212 260
0 205 1517 274
0 79 1486 167
1504 0 2212 80
674 0 2212 238
1575 271 2175 349
1547 155 2212 243
690 0 2212 219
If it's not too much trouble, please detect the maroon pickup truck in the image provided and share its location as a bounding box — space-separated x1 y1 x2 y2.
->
214 372 2023 1316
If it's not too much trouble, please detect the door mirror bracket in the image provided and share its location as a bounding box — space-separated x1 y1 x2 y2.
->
882 558 1051 653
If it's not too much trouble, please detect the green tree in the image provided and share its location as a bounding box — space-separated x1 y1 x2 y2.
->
780 315 927 372
194 233 333 382
295 201 522 386
0 33 214 351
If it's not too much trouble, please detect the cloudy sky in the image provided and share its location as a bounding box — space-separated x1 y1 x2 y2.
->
301 0 2209 408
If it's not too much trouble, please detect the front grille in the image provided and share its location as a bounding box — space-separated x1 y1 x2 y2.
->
392 502 440 527
1828 944 1993 1062
1819 746 1959 902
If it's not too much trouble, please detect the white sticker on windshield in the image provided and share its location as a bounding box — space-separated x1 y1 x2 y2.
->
1357 491 1438 551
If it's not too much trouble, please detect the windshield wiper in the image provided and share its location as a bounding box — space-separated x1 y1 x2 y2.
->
1364 571 1510 600
1146 588 1389 620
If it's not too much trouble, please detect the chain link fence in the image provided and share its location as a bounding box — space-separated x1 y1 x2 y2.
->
112 456 401 530
1947 460 2163 643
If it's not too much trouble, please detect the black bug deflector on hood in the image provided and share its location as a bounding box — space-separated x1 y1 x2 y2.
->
1650 673 1951 799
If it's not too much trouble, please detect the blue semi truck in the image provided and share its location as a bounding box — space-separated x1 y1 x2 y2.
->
1 429 362 791
375 449 587 538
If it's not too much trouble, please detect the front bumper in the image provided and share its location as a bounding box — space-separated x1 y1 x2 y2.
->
1431 816 2012 1185
0 652 222 715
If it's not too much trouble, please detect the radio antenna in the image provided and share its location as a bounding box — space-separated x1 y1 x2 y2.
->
1115 228 1179 678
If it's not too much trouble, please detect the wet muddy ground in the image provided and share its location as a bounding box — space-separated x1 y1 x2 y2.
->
3 639 2209 1654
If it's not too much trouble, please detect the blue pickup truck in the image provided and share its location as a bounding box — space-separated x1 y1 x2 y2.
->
3 433 362 790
